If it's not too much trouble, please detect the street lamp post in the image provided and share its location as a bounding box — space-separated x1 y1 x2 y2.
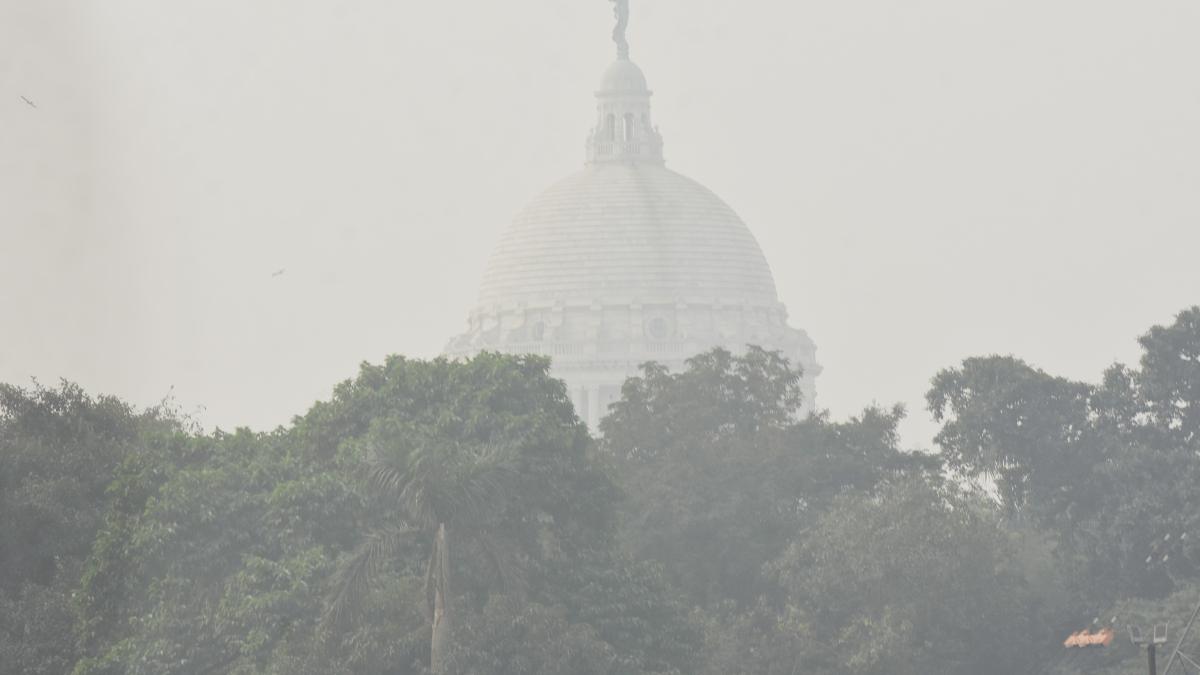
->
1130 624 1170 675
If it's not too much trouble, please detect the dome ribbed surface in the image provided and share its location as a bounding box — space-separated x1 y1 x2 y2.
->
599 59 649 93
478 163 780 308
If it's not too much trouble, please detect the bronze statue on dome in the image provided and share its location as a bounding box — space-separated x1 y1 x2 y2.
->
611 0 630 59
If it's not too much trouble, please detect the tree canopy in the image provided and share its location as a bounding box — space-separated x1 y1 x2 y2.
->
4 307 1200 674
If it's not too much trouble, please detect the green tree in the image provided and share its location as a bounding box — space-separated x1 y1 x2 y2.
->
445 594 619 674
927 355 1096 516
1056 442 1200 603
603 347 934 608
1134 306 1200 448
0 381 179 675
73 427 359 675
928 310 1200 607
322 353 698 674
73 352 697 674
924 307 1200 669
328 438 516 674
768 477 1045 675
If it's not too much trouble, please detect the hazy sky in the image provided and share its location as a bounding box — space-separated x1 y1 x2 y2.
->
3 0 1198 448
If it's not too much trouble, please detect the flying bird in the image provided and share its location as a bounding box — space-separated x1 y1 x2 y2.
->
20 95 36 108
271 268 286 278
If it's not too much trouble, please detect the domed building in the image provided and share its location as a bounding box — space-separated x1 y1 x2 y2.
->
446 9 819 429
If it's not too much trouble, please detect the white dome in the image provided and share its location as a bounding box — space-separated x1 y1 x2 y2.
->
598 59 649 94
446 49 818 430
478 163 780 309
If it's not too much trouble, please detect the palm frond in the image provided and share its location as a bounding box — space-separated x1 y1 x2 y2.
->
367 456 409 497
371 439 519 530
322 525 415 632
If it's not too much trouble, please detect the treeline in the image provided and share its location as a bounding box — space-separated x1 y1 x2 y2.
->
1 308 1198 674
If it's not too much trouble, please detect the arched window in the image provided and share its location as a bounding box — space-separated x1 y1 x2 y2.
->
623 113 636 141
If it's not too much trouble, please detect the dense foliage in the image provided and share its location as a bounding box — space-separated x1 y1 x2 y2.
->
2 307 1199 673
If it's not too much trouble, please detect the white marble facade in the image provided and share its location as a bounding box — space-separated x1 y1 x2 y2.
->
446 56 819 430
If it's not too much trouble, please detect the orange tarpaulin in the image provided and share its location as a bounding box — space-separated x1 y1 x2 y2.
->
1063 628 1115 648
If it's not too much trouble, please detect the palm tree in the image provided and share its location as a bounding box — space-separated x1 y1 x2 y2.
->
325 440 514 674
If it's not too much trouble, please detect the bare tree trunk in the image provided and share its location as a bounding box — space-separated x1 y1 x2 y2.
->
430 522 450 675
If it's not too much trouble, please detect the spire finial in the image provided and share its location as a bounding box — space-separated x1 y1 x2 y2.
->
611 0 630 59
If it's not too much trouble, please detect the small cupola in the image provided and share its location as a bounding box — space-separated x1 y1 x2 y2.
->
586 1 664 165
